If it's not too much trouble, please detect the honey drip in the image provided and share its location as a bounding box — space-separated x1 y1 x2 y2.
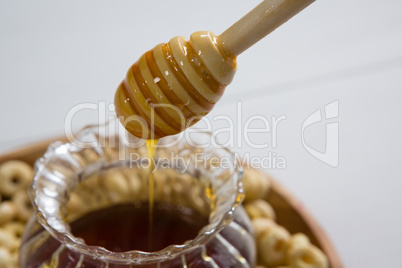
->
146 138 158 251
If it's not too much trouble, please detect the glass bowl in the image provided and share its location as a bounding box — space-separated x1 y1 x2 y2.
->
20 121 256 267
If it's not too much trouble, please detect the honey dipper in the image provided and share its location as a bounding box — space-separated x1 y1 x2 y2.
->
115 0 315 139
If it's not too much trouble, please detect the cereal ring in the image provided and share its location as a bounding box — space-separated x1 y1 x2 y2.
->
68 190 103 220
66 192 86 218
243 167 270 202
171 173 193 205
288 233 310 250
137 166 150 181
251 218 276 237
252 218 290 267
103 146 119 161
189 182 209 214
74 175 110 212
244 199 276 220
258 225 290 267
83 173 102 189
0 247 12 268
12 189 33 222
156 147 170 159
0 201 17 225
0 160 33 197
81 148 101 164
2 222 25 239
0 229 19 252
103 170 130 202
136 145 148 158
153 171 171 203
287 234 329 268
10 251 19 267
121 169 144 198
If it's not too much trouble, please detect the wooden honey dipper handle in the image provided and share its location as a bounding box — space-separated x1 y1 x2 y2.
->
115 0 317 139
219 0 316 56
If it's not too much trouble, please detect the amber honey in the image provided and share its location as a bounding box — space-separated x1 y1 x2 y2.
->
23 202 209 267
72 202 208 252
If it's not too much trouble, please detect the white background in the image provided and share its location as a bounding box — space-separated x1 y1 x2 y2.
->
1 0 402 267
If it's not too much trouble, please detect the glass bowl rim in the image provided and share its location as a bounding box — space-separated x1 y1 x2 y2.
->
29 127 244 264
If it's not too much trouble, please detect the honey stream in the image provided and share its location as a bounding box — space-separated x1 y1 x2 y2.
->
145 139 158 251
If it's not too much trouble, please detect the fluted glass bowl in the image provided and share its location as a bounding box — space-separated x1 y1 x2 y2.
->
20 121 256 267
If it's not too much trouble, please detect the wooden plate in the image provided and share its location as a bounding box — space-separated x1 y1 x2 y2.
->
0 138 343 268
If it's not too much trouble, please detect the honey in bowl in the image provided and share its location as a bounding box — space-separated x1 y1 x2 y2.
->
20 204 208 266
71 202 208 253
